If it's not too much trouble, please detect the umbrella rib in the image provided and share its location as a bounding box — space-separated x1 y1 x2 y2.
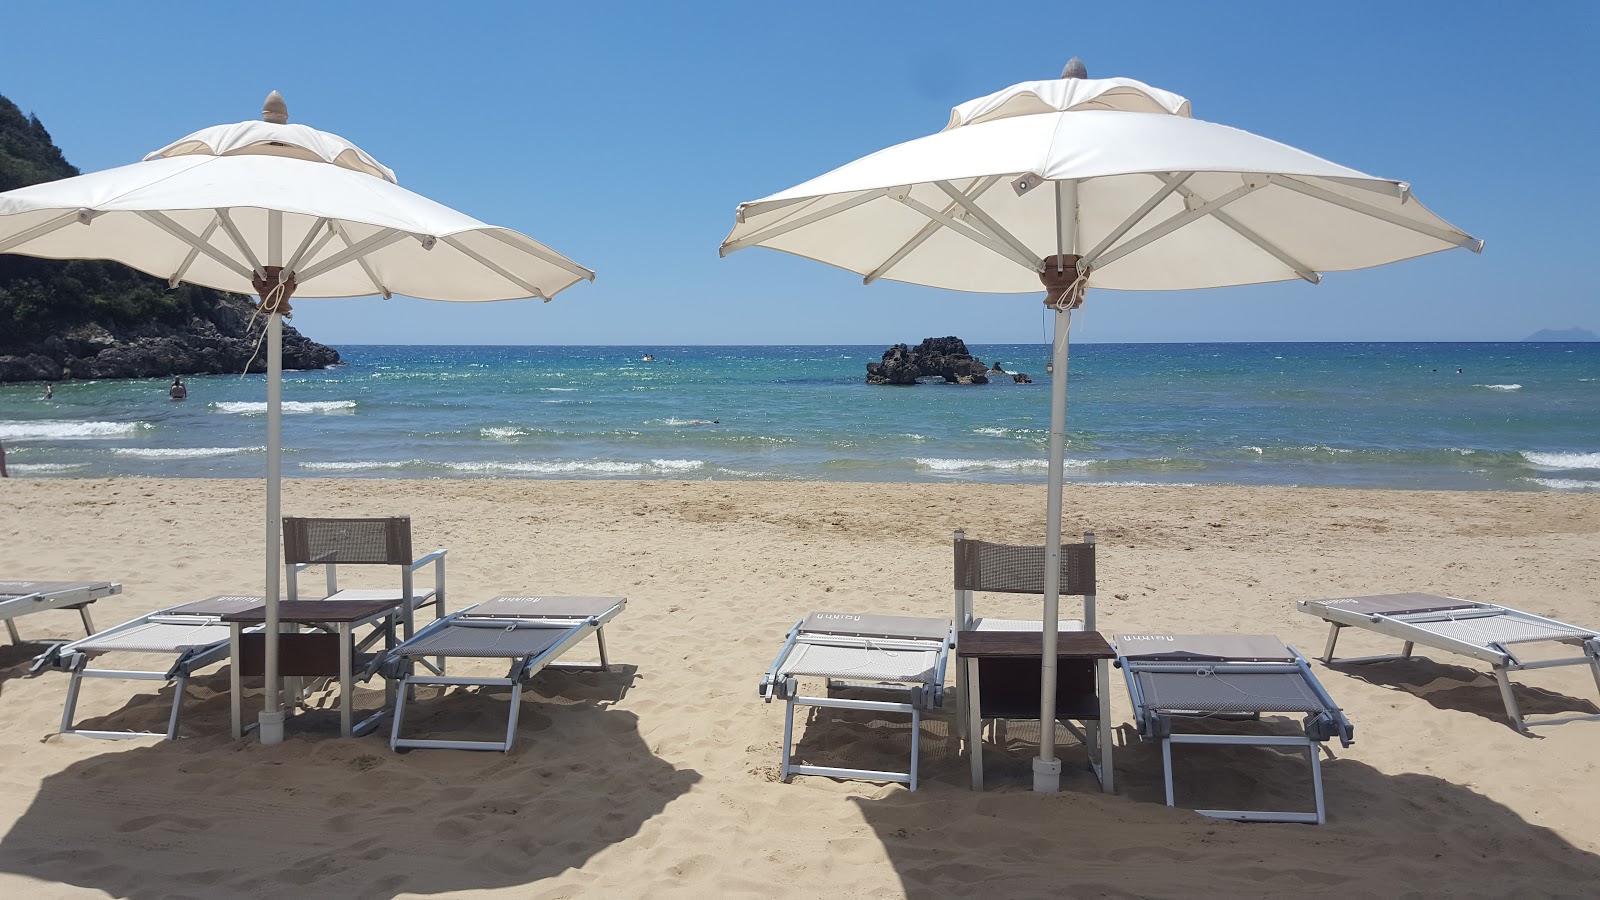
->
934 179 1037 266
137 211 257 282
214 209 268 280
283 217 331 275
331 221 393 299
895 194 1042 272
1174 183 1320 283
1267 176 1482 251
0 210 80 253
439 235 547 300
719 189 890 256
167 214 222 287
1091 181 1262 271
865 176 1001 284
1082 173 1192 265
481 229 596 282
295 228 408 283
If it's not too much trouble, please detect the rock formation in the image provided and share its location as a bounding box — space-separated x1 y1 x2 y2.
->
866 336 990 385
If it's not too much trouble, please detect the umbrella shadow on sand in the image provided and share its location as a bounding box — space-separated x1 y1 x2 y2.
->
844 715 1600 897
0 664 700 899
1327 657 1600 732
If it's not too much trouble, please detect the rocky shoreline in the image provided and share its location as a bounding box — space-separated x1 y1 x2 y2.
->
866 336 1031 385
0 293 339 383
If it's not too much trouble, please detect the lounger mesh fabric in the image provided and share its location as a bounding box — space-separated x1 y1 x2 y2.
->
74 621 233 654
1413 613 1595 646
396 623 567 659
283 516 412 565
1132 669 1330 714
954 539 1095 595
781 642 940 683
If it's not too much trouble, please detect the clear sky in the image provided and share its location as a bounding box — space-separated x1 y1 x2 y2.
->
1 2 1595 345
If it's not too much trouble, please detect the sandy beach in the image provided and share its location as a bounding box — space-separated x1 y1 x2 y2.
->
0 477 1596 898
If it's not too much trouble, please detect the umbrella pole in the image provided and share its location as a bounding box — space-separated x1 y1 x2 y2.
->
1036 247 1083 794
254 269 296 746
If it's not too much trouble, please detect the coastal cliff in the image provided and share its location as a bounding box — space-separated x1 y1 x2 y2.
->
0 93 340 383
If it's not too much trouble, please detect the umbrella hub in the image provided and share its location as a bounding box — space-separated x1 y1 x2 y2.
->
253 266 297 315
1040 255 1086 309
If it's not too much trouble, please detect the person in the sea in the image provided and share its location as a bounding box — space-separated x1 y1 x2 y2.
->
169 376 187 400
43 383 52 400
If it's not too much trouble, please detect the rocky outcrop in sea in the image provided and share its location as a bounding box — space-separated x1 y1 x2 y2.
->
866 336 991 385
0 293 339 382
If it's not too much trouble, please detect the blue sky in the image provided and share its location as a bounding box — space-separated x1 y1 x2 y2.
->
2 2 1595 345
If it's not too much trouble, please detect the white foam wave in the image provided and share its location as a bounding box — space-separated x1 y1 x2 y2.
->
914 457 1087 472
1087 480 1200 487
302 460 416 471
213 400 357 414
113 446 262 458
544 387 578 392
481 427 527 439
0 420 147 440
8 463 86 472
1528 478 1600 491
1476 384 1522 391
443 459 707 475
1521 451 1600 469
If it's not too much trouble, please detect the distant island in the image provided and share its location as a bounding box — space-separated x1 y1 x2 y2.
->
0 93 339 383
1524 327 1598 342
866 336 1031 385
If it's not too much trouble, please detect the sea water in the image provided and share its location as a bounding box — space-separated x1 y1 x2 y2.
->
1 343 1596 491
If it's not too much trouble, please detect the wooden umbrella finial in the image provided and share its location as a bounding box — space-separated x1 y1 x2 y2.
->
263 91 288 124
1061 57 1088 79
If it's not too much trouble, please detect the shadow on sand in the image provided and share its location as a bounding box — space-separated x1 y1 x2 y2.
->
0 664 699 899
1328 656 1600 732
836 712 1600 898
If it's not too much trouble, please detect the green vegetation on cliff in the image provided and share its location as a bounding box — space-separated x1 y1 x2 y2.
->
0 93 243 348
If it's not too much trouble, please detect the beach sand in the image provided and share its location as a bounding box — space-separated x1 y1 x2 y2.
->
0 477 1596 898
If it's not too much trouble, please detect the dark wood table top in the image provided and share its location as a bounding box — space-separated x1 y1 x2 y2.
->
221 599 400 624
957 630 1114 659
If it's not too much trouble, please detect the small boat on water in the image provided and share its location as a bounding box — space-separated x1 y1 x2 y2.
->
642 354 656 362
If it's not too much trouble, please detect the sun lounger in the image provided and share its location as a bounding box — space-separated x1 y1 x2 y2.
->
1 579 121 645
1299 592 1600 732
31 596 264 739
759 612 954 791
385 595 625 752
1115 633 1354 824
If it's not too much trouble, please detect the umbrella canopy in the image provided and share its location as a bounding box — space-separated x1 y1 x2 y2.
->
0 92 593 744
721 60 1480 793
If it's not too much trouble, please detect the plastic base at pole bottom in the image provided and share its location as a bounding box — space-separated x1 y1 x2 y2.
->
1033 756 1062 793
258 709 285 746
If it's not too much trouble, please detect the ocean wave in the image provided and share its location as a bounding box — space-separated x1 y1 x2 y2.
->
0 420 147 440
212 401 357 414
481 427 527 439
1521 451 1600 470
7 462 86 472
443 459 707 476
1528 477 1600 491
1087 480 1200 487
914 457 1077 472
113 446 263 458
1475 384 1522 391
302 460 416 471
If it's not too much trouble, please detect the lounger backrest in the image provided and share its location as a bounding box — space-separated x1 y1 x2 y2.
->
283 517 414 566
1115 633 1295 662
953 530 1096 631
801 612 951 641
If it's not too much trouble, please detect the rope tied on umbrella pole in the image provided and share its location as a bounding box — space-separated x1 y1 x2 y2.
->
242 266 299 376
1040 254 1088 312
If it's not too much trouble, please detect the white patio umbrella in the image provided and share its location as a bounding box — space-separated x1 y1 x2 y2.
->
0 92 593 744
721 59 1480 792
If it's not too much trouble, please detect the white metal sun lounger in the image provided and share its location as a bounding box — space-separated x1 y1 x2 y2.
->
1300 592 1600 732
385 595 625 752
1115 633 1354 825
31 595 264 740
1 579 121 645
760 612 954 791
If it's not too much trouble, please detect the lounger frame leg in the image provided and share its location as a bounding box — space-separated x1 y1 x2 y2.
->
391 675 525 752
59 667 192 740
4 617 20 644
781 694 924 790
1493 665 1526 733
1320 622 1342 663
78 605 96 636
1161 733 1326 824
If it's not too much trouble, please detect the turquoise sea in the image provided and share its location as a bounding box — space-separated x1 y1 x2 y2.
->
1 343 1596 491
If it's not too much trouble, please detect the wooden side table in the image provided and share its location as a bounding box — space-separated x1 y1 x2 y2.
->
957 630 1115 792
223 599 400 738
